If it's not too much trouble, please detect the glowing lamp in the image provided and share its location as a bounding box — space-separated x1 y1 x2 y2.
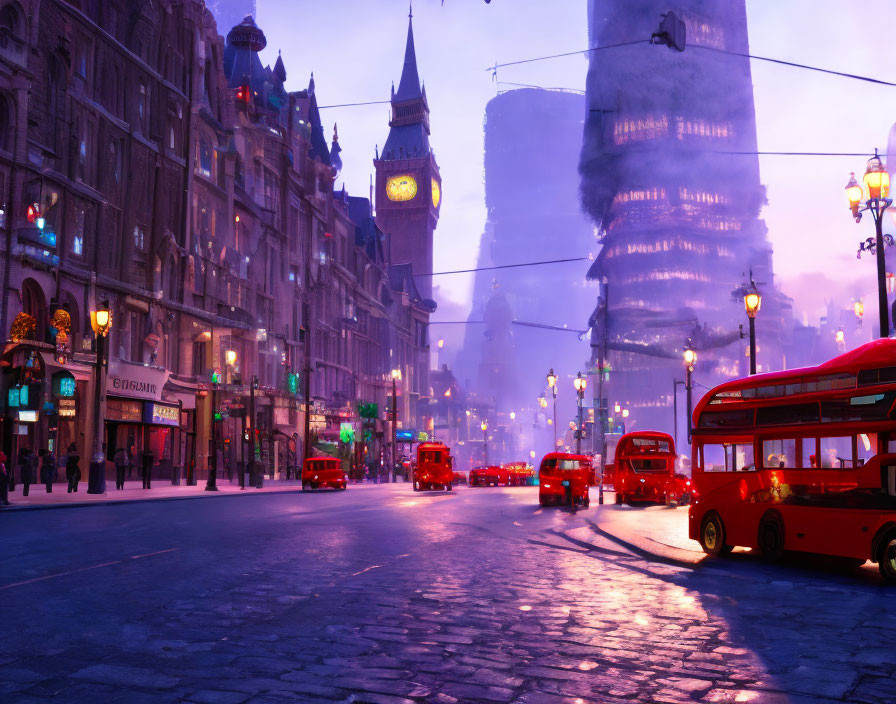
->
390 368 401 381
683 347 697 369
744 281 762 318
538 395 547 409
614 402 621 414
547 368 557 388
845 172 863 216
465 410 471 416
481 421 488 431
438 339 444 349
622 409 630 418
864 155 890 200
529 450 536 459
854 300 864 319
91 301 112 337
509 411 516 421
573 372 587 392
835 329 845 344
225 349 237 366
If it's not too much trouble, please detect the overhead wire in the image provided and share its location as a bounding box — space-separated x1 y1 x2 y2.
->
416 256 590 277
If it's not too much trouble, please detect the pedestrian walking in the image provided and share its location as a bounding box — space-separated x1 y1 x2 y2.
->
0 452 9 506
113 447 128 490
39 449 56 493
65 443 81 493
18 447 32 497
141 447 154 489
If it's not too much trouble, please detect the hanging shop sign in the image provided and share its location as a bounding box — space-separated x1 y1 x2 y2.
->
339 422 355 443
52 371 76 398
143 402 180 427
17 410 38 423
107 359 170 401
58 399 76 418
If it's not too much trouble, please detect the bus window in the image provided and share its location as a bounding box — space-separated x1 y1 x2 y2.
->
701 443 754 472
857 433 877 465
820 436 853 468
801 437 818 467
702 444 728 472
762 439 796 468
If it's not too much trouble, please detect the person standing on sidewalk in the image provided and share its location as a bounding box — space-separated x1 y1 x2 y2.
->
0 452 9 506
113 447 128 490
18 447 32 497
141 447 154 489
65 443 81 493
39 449 56 493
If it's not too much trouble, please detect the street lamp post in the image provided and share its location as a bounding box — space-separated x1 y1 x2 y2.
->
847 152 893 338
87 300 112 494
744 278 761 375
683 340 697 445
391 368 401 483
672 380 685 450
546 368 558 449
854 299 865 329
206 369 220 492
481 421 488 465
573 372 587 454
249 375 259 488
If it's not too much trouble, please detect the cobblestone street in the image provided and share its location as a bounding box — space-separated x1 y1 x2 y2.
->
1 485 894 703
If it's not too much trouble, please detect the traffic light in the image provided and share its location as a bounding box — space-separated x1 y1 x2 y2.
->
235 84 251 105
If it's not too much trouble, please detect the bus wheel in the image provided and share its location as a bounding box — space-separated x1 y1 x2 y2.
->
877 531 896 582
699 512 729 556
302 482 309 492
757 512 785 561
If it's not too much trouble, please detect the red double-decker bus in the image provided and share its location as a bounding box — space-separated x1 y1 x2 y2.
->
689 339 896 581
612 431 690 505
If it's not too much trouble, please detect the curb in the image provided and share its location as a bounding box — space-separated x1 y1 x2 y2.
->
0 487 307 513
582 518 706 567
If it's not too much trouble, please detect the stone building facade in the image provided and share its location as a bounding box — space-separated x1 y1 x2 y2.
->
0 2 432 486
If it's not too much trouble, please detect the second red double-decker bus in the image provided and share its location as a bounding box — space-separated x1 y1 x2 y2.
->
538 453 591 508
612 431 691 505
689 339 896 581
413 442 454 492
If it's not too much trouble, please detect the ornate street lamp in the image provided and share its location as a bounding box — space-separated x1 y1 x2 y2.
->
391 368 401 482
87 299 112 494
848 152 894 338
683 339 697 445
481 420 488 465
573 372 587 454
744 279 761 375
546 368 558 449
854 299 865 328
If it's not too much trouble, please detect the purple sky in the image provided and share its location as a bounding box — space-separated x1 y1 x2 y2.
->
257 0 896 329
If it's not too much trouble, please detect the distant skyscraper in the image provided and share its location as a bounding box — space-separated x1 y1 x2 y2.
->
459 88 594 452
207 0 256 39
580 0 791 440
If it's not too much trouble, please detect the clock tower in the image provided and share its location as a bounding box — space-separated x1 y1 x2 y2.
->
375 9 441 300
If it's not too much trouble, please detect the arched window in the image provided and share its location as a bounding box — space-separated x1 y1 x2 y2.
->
21 278 47 338
0 3 22 37
0 93 11 152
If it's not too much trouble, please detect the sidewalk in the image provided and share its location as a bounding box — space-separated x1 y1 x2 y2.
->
0 477 392 512
574 495 707 565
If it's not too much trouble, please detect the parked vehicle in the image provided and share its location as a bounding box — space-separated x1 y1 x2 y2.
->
505 462 537 486
538 453 591 508
413 442 454 491
469 465 509 487
689 339 896 581
613 431 690 505
302 457 347 491
451 469 468 485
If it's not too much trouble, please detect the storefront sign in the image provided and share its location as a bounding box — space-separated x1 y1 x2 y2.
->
144 402 180 427
105 397 142 422
107 360 170 401
396 429 415 443
17 410 37 422
58 399 76 418
53 371 76 398
8 385 28 408
339 422 355 443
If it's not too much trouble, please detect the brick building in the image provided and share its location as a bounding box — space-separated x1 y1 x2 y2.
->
0 2 433 488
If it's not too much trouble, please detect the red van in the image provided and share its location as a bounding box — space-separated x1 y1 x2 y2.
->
414 442 454 491
538 453 591 508
302 457 347 491
470 465 511 486
613 431 690 505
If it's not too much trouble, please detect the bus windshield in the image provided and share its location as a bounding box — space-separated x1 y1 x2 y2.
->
631 438 671 453
543 458 587 472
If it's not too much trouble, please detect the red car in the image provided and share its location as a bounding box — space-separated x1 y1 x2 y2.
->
613 431 691 505
302 457 347 491
469 465 509 487
538 453 591 508
413 442 454 491
505 462 537 486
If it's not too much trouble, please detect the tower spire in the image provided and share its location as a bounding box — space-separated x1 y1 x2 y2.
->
394 9 422 102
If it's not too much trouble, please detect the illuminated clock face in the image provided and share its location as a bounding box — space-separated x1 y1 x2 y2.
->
386 174 418 202
432 178 441 208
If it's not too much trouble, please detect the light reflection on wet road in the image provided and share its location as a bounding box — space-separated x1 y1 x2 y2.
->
0 484 893 703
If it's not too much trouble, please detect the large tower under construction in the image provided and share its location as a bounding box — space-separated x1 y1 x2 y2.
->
580 0 791 443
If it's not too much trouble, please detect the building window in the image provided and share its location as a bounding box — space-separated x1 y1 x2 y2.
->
137 82 146 125
0 4 21 37
198 138 212 178
133 225 145 251
0 93 10 152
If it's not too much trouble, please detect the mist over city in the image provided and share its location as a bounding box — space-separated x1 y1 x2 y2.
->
1 2 896 703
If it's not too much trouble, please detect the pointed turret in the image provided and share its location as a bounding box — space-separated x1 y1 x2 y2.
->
330 123 343 173
394 13 422 102
273 51 287 83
